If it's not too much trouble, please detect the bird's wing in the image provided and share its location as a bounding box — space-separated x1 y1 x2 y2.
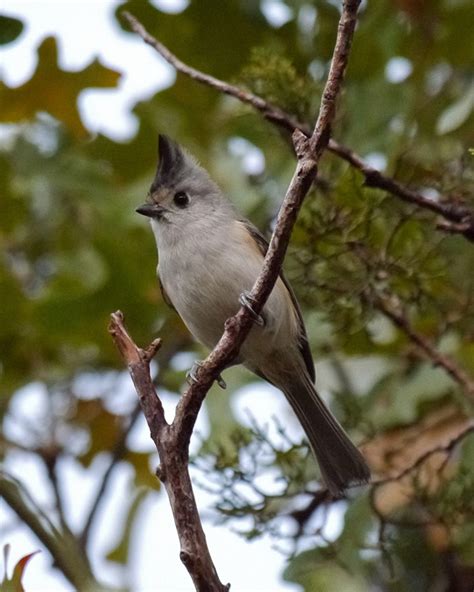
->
158 268 176 311
238 219 316 383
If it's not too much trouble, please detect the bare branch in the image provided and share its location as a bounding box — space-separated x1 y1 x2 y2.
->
309 0 360 159
373 423 474 487
373 296 474 400
0 472 101 591
81 338 185 549
122 11 474 242
327 140 473 232
109 311 167 441
109 313 229 592
80 402 142 549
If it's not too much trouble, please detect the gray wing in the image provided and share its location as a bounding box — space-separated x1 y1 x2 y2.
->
239 219 316 383
158 268 176 311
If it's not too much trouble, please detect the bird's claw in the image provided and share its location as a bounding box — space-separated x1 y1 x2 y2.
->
186 361 227 390
216 375 227 389
239 291 265 326
186 360 203 385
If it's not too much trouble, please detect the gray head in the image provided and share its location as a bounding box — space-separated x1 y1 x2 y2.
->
136 135 235 232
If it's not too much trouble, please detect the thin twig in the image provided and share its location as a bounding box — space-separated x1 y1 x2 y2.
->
369 423 474 538
109 314 167 440
43 452 70 535
80 402 142 549
373 295 474 400
122 11 474 242
0 472 100 591
372 423 474 487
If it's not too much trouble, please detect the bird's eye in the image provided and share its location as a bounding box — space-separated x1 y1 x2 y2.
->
173 191 189 208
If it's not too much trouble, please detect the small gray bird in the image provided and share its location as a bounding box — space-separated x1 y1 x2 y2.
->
137 135 370 495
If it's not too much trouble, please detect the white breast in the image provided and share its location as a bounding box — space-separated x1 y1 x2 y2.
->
152 217 299 365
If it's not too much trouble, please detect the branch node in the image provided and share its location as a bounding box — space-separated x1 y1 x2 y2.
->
292 128 310 159
142 338 163 363
155 464 166 482
108 310 142 364
363 170 381 187
180 550 191 567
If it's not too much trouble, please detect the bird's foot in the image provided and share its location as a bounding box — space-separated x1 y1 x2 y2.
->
239 291 265 327
186 361 227 390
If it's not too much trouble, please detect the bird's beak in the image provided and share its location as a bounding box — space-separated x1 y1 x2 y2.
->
136 203 164 218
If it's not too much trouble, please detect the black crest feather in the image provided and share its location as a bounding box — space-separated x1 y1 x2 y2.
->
152 134 185 190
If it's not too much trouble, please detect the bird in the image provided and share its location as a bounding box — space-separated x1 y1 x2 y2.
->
136 134 370 495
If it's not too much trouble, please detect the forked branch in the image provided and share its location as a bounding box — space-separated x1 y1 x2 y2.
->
109 311 228 592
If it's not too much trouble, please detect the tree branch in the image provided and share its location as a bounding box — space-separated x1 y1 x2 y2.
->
80 340 184 549
372 423 474 488
373 295 474 400
109 312 229 592
111 2 361 590
80 402 142 549
122 11 474 243
0 472 102 591
42 451 71 537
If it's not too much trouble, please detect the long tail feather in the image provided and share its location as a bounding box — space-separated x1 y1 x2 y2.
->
280 372 370 495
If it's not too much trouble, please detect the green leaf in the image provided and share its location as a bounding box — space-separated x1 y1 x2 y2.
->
0 15 24 45
125 451 159 489
284 556 367 592
106 489 148 565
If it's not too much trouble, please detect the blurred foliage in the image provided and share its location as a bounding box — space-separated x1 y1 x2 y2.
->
0 38 121 137
0 15 23 45
0 0 474 591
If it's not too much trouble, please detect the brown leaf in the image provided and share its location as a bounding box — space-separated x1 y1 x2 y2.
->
72 399 122 467
363 405 471 515
0 37 120 137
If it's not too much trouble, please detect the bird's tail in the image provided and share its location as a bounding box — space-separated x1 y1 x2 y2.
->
279 370 370 495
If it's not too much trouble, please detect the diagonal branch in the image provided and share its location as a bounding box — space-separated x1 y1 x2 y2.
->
122 11 474 243
111 2 362 590
373 295 474 400
80 402 142 549
171 0 361 449
0 472 101 591
80 339 185 549
109 312 229 592
372 423 474 488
